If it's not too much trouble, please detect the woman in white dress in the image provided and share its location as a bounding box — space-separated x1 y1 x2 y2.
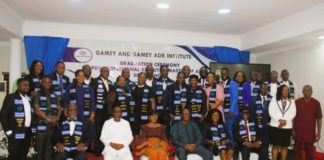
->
100 106 134 160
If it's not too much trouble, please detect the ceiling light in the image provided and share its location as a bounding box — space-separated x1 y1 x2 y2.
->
318 35 324 40
218 8 231 14
157 3 170 9
71 0 80 2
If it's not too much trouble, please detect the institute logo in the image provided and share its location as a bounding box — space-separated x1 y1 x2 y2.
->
73 48 93 63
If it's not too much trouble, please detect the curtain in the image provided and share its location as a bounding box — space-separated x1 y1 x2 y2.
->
24 36 70 75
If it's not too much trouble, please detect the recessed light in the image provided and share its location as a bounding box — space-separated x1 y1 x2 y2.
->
318 35 324 40
218 8 231 14
157 3 170 9
71 0 80 2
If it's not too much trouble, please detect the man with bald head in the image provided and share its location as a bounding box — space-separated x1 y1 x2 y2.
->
264 71 281 97
294 85 322 160
280 69 298 99
182 65 191 84
145 64 157 87
90 66 114 155
82 64 94 85
117 67 136 91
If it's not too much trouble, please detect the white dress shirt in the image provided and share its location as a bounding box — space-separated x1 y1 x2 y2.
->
84 78 91 85
69 121 76 136
270 83 278 97
146 78 153 87
269 98 296 129
242 120 251 142
100 76 110 91
20 93 31 127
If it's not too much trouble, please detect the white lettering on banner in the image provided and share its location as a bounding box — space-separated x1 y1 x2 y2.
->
64 40 210 82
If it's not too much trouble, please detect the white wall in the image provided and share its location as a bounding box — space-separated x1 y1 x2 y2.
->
0 42 10 80
0 41 28 80
255 42 324 148
23 21 241 48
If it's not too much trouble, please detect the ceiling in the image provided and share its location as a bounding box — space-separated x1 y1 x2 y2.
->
3 0 324 35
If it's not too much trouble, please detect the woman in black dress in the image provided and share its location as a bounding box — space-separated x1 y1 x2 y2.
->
132 72 155 135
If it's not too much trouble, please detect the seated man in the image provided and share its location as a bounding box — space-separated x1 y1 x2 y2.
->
171 108 213 160
100 106 133 160
53 104 89 160
233 108 261 160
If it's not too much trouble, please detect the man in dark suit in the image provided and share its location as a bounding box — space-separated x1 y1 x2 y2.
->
90 66 114 155
53 104 89 160
50 61 70 106
0 78 34 160
250 83 272 160
233 108 261 160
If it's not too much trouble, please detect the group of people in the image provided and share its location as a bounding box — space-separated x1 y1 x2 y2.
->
0 60 322 160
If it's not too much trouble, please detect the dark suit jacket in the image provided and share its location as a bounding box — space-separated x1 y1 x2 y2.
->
50 73 70 88
233 120 261 147
53 119 90 147
0 91 33 137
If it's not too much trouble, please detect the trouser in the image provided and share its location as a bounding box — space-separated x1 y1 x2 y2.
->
54 150 86 160
176 145 213 160
35 127 55 160
294 140 315 160
240 146 260 160
225 116 237 160
8 129 32 160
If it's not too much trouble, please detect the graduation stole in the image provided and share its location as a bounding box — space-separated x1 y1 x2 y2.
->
155 79 173 111
95 79 106 109
208 83 217 107
251 83 260 97
140 86 150 121
239 121 257 142
281 81 295 97
190 88 203 118
69 85 91 118
61 120 83 152
173 85 188 120
238 84 244 111
37 91 58 131
32 77 41 92
223 80 231 113
52 76 68 98
210 124 227 150
13 97 32 139
254 96 271 128
116 88 130 118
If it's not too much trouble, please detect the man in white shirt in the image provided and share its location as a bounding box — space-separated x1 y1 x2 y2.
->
182 65 191 84
280 69 298 99
0 78 33 160
82 64 94 85
265 71 281 97
145 64 156 87
100 106 133 160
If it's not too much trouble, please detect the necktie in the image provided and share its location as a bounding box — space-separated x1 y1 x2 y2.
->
262 96 267 108
202 80 205 89
282 100 287 111
59 75 63 95
244 121 250 141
